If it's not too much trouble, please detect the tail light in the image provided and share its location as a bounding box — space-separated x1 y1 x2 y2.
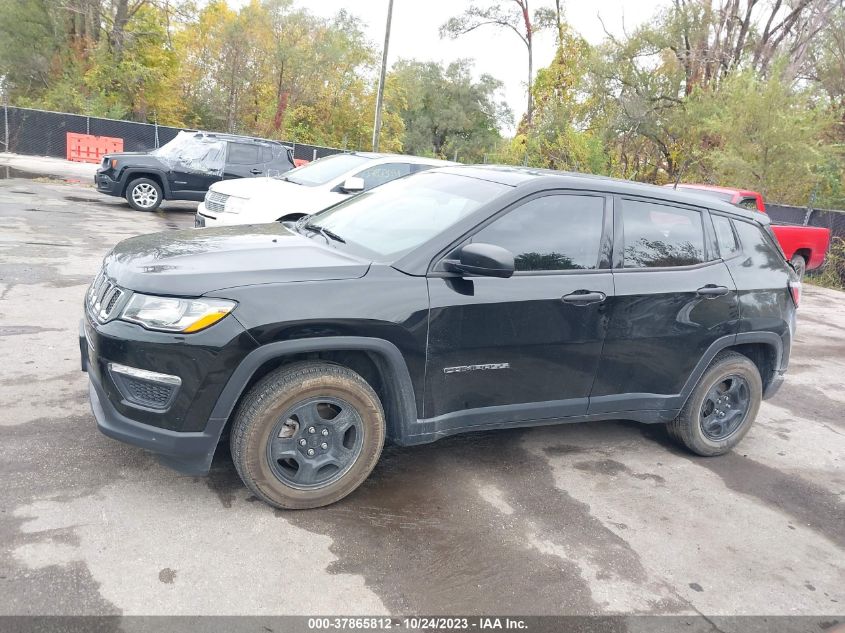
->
788 280 801 307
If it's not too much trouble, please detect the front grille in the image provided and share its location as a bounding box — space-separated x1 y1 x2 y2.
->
205 191 229 214
87 271 125 322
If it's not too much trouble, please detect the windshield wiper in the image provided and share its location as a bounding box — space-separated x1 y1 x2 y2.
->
303 222 345 244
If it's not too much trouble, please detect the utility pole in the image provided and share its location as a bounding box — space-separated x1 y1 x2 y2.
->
372 0 394 152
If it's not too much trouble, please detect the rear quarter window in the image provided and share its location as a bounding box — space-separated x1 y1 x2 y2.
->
733 220 788 270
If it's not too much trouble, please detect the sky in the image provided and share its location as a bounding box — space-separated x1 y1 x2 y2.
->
291 0 654 132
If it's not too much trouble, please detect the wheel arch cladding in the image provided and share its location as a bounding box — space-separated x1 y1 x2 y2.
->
677 332 782 408
210 337 418 445
122 171 167 197
725 341 780 393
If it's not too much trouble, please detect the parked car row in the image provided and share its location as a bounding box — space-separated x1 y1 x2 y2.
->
81 164 800 510
194 152 455 227
95 131 296 211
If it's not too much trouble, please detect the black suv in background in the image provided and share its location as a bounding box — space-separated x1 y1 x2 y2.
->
80 166 798 509
95 131 295 211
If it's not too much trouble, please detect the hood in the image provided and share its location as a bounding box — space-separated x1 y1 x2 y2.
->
211 176 297 197
103 223 370 296
105 152 151 158
104 152 168 170
209 177 347 222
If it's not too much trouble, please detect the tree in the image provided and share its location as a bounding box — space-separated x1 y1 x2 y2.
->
691 69 838 205
385 59 511 161
440 1 538 128
512 21 610 172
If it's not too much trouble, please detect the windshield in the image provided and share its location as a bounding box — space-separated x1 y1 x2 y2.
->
152 131 225 176
282 153 371 186
304 172 509 260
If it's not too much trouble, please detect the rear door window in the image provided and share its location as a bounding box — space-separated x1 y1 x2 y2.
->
622 199 706 268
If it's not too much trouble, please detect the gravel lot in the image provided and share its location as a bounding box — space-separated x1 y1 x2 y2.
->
0 165 843 624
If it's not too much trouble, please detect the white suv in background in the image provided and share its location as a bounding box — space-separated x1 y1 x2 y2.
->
195 152 455 227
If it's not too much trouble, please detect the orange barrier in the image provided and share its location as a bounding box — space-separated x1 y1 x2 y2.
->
66 132 123 164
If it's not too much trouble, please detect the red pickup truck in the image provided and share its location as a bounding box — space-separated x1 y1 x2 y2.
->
668 184 830 278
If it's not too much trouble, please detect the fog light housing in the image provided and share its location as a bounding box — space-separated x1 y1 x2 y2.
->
108 363 181 411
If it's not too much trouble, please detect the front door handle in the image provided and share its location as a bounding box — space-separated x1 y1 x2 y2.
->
250 168 263 175
697 285 729 297
562 291 606 305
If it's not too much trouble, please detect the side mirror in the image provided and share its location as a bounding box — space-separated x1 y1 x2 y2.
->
340 176 365 193
444 243 515 279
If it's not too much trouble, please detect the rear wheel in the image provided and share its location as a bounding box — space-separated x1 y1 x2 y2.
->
126 177 162 211
230 361 385 509
790 253 807 280
667 352 762 456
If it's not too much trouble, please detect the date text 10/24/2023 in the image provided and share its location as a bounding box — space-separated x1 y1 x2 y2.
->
307 617 528 631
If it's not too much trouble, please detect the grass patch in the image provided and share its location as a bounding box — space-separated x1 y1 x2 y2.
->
807 236 845 291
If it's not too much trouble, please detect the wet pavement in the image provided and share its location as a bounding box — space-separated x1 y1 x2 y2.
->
0 175 843 620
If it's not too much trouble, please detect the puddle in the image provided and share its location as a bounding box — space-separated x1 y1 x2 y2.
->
64 195 104 204
0 166 82 184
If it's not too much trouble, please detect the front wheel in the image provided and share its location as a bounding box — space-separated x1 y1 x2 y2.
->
230 361 385 509
667 352 762 456
126 178 163 211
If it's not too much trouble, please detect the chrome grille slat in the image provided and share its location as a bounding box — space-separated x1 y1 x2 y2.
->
205 191 229 214
94 280 111 311
101 286 122 318
87 270 125 323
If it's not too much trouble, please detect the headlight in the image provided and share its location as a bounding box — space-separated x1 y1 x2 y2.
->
224 196 248 214
121 294 236 333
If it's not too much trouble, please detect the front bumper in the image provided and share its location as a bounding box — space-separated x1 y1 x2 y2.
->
196 202 228 227
88 371 222 474
95 170 121 196
763 370 786 399
79 312 256 474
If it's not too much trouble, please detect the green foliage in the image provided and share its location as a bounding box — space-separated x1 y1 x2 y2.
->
0 0 414 151
497 1 845 210
808 237 845 290
685 69 838 205
1 0 843 200
384 59 511 161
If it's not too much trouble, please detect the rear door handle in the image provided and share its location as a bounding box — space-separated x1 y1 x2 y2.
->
562 291 606 305
250 168 263 175
697 285 729 297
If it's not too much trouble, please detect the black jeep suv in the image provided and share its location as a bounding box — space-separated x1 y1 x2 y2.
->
80 166 798 509
95 131 295 212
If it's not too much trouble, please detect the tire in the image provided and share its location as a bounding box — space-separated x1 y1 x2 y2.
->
790 253 807 280
667 351 762 456
230 361 385 509
125 177 163 211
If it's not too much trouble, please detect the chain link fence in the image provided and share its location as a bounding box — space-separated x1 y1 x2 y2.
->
766 204 845 240
0 105 343 164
